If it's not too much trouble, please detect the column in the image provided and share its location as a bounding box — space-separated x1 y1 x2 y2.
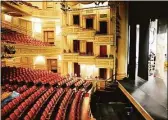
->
117 3 128 80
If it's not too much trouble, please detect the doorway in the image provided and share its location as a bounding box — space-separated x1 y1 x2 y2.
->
74 63 80 77
73 15 80 25
73 40 80 53
100 45 107 57
43 31 54 45
99 68 107 79
86 18 93 29
47 59 57 73
86 42 93 55
100 21 107 34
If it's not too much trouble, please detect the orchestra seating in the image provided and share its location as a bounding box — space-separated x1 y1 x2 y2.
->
1 66 93 120
1 28 52 46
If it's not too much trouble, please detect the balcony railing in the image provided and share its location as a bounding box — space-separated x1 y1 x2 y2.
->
1 21 32 36
62 52 114 68
95 34 114 45
95 57 114 68
1 43 60 56
62 25 96 39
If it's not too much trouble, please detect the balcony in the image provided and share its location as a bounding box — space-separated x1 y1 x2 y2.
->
61 52 114 68
95 34 115 45
62 25 82 35
62 25 96 40
2 43 60 56
77 29 96 40
31 9 61 18
78 53 95 64
2 2 61 18
95 57 114 68
61 53 79 62
1 21 32 36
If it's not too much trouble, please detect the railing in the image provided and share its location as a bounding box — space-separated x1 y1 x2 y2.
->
62 25 96 38
1 21 32 36
62 53 114 68
95 34 115 45
95 58 114 68
31 9 61 17
1 43 60 56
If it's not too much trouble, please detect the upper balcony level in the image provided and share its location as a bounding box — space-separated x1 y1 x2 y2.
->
2 1 62 18
62 25 115 45
61 52 114 68
2 43 60 57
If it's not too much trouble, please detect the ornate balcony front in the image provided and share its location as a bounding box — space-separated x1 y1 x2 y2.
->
62 26 82 35
62 25 96 40
31 9 61 18
78 55 95 64
1 21 32 36
95 35 114 45
95 57 114 68
61 53 79 62
2 43 60 57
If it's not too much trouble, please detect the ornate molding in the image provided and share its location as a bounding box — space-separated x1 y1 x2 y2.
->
2 43 60 57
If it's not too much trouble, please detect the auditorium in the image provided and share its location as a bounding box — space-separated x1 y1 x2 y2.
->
1 1 168 120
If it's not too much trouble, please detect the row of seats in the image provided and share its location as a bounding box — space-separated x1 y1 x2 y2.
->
2 84 28 93
66 79 79 87
69 91 84 120
1 86 37 117
41 88 65 120
5 86 46 120
55 89 75 120
2 67 88 88
1 28 52 46
74 80 86 88
83 81 93 90
1 66 93 120
2 84 91 120
2 66 64 85
24 87 55 120
57 78 71 86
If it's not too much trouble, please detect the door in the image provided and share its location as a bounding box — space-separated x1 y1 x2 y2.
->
100 45 107 57
99 68 107 79
47 59 57 73
73 15 80 25
86 42 93 55
74 63 80 77
44 31 54 45
73 40 80 53
86 18 93 29
100 21 107 34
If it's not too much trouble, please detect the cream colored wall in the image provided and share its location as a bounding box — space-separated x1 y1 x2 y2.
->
68 62 74 75
33 56 47 70
4 56 34 69
29 2 43 9
43 2 61 10
94 45 100 56
80 64 99 78
62 61 68 75
116 2 128 80
80 41 86 53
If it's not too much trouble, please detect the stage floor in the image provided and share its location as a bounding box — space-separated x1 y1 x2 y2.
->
119 75 167 120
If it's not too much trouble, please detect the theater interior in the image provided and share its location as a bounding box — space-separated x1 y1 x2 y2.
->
1 1 168 120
